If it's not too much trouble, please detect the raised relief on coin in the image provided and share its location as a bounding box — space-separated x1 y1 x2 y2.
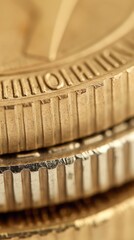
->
0 0 133 74
25 0 78 60
0 0 134 154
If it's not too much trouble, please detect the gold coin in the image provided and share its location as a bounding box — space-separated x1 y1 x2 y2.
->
0 118 134 212
1 0 134 154
0 182 134 239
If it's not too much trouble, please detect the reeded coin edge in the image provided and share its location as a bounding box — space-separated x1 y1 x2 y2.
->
1 52 134 154
1 24 134 154
0 118 134 212
0 182 134 240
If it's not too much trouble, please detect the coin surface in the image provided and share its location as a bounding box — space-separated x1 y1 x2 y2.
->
0 182 134 240
0 118 134 212
1 0 134 154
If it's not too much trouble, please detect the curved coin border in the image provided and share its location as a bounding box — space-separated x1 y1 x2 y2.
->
1 30 134 101
0 31 134 154
1 29 134 154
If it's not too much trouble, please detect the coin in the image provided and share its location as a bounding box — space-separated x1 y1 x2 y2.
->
1 0 134 154
0 182 134 239
0 118 134 212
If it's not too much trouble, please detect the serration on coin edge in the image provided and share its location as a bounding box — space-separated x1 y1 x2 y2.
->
0 119 134 212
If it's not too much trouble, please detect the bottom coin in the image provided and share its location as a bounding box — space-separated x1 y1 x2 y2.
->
0 181 134 240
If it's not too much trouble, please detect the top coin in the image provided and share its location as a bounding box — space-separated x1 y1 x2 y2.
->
1 0 134 154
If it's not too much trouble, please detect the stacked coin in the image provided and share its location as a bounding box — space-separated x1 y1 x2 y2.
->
1 182 134 240
0 0 134 239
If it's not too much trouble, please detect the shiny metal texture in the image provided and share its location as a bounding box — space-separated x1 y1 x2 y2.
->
0 119 134 212
0 182 133 240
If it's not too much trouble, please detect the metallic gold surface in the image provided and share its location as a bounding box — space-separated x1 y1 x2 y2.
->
0 119 134 212
1 1 134 153
0 182 134 240
0 3 134 239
